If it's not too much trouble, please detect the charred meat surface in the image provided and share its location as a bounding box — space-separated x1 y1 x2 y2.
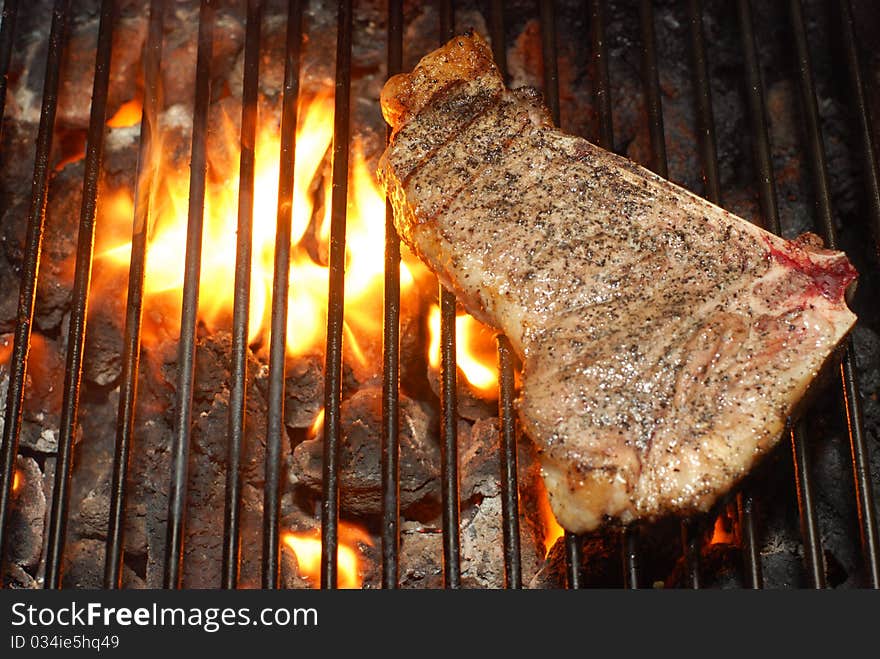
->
377 33 858 533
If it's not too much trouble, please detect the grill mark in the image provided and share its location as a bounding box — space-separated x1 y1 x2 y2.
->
398 86 503 186
423 120 530 223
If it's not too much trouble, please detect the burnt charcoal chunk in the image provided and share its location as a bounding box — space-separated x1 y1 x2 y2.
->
290 387 439 516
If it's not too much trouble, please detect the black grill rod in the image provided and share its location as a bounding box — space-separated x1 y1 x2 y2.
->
594 0 642 590
44 0 117 590
839 0 880 587
262 0 302 591
436 0 462 590
688 0 763 590
590 0 612 151
789 0 878 588
539 0 581 590
104 0 165 589
489 0 506 74
490 0 523 591
539 0 559 128
624 0 677 591
0 0 69 584
0 0 19 143
639 0 666 179
163 0 215 590
736 0 821 589
381 0 403 590
497 336 522 589
686 0 719 205
839 1 880 256
737 491 762 588
686 0 761 588
222 0 263 590
320 0 353 590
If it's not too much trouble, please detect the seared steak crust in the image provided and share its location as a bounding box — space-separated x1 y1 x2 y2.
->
377 33 858 533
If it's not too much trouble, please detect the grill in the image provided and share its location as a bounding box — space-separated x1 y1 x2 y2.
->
0 0 878 590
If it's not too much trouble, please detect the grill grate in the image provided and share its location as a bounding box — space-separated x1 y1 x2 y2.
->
0 0 877 590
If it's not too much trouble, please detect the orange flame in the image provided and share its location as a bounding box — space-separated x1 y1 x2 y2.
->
535 476 564 556
98 92 412 357
107 99 143 128
282 522 372 589
710 511 736 545
427 305 498 398
12 470 22 494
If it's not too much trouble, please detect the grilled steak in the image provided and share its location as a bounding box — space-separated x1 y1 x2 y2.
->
377 33 858 533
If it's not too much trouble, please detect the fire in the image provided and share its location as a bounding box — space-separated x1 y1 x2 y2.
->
427 305 499 398
710 510 736 545
282 521 372 589
107 99 143 128
12 470 22 494
535 476 564 556
98 92 413 360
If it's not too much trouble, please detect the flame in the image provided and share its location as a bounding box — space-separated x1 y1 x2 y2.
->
98 92 411 357
308 407 325 438
427 305 498 398
535 476 564 556
107 99 143 128
710 510 736 545
12 470 21 494
282 521 372 589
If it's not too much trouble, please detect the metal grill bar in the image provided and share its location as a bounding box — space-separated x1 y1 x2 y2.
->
0 0 69 582
0 0 19 140
381 0 403 591
222 0 263 590
839 1 880 256
788 0 878 588
489 0 506 73
437 0 462 590
104 0 165 589
489 1 523 591
686 0 719 204
589 0 612 151
497 336 522 588
684 0 732 589
262 0 301 591
737 492 762 588
791 418 825 587
44 0 116 590
736 0 824 588
538 0 582 590
163 0 215 590
320 0 353 590
623 0 679 590
639 0 667 178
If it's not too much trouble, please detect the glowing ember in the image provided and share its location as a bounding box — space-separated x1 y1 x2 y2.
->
98 92 413 358
282 522 372 589
427 305 499 398
710 510 736 545
535 476 564 556
106 99 143 128
11 470 22 494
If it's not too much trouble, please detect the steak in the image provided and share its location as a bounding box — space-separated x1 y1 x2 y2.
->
377 33 858 533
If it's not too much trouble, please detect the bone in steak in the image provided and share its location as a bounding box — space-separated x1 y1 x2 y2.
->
377 33 858 533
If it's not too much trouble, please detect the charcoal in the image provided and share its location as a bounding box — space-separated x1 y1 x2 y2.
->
4 456 45 570
81 291 126 386
61 539 145 589
399 522 443 589
0 334 65 454
274 352 324 430
290 386 439 516
57 22 99 129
